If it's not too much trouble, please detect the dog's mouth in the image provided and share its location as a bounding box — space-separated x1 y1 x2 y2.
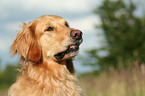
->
54 44 79 60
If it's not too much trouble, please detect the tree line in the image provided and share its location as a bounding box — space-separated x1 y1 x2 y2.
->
82 0 145 71
0 63 17 90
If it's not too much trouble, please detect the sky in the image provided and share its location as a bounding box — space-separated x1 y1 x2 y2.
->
0 0 144 73
0 0 103 73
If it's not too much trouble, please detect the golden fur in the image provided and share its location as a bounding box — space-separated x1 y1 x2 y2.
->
8 15 83 96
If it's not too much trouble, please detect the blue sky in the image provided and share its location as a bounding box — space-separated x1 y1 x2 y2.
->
0 0 144 73
0 0 103 73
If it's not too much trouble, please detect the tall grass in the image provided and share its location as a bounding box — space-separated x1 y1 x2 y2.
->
1 62 145 96
80 62 145 96
0 91 7 96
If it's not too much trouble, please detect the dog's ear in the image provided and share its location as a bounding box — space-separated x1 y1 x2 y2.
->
28 39 42 62
28 21 42 62
11 22 42 63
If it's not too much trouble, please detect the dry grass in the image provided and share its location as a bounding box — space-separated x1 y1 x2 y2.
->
0 91 7 96
80 62 145 96
1 62 145 96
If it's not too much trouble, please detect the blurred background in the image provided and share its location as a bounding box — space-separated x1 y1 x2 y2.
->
0 0 145 96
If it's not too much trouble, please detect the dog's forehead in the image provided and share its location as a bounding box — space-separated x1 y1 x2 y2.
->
39 15 66 22
30 15 67 26
48 15 63 20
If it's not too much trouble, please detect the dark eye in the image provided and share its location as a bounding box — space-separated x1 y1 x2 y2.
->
65 22 69 27
45 27 54 31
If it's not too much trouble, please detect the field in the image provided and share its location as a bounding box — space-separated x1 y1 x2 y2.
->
1 63 145 96
80 63 145 96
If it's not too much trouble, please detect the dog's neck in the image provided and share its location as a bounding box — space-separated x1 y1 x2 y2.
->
38 58 75 74
21 58 75 81
19 58 83 96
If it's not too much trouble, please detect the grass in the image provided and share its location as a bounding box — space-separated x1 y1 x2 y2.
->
1 62 145 96
80 62 145 96
0 85 9 96
0 91 7 96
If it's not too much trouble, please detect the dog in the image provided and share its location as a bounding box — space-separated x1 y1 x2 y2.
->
8 15 83 96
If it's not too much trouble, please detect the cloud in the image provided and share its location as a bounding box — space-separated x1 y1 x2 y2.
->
0 38 11 52
69 15 101 33
0 0 95 18
0 0 103 21
22 0 91 12
6 22 22 31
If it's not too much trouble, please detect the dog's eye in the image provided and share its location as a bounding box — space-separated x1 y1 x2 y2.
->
45 27 54 31
65 22 69 27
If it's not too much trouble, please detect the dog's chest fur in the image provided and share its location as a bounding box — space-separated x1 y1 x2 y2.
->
8 61 82 96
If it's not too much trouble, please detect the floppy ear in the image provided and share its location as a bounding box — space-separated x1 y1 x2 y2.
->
28 39 42 62
11 23 42 63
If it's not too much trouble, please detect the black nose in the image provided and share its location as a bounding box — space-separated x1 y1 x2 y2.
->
70 30 82 40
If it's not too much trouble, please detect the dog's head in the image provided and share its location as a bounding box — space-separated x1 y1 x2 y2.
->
11 15 83 62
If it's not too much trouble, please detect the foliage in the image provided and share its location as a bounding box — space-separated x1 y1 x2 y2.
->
0 64 18 90
85 0 145 71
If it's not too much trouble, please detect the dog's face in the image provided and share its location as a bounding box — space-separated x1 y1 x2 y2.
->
12 15 83 62
34 15 83 61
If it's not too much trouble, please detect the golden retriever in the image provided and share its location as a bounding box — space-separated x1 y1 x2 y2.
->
8 15 83 96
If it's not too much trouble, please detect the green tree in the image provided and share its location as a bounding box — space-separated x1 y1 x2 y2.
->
85 0 145 71
0 64 18 89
